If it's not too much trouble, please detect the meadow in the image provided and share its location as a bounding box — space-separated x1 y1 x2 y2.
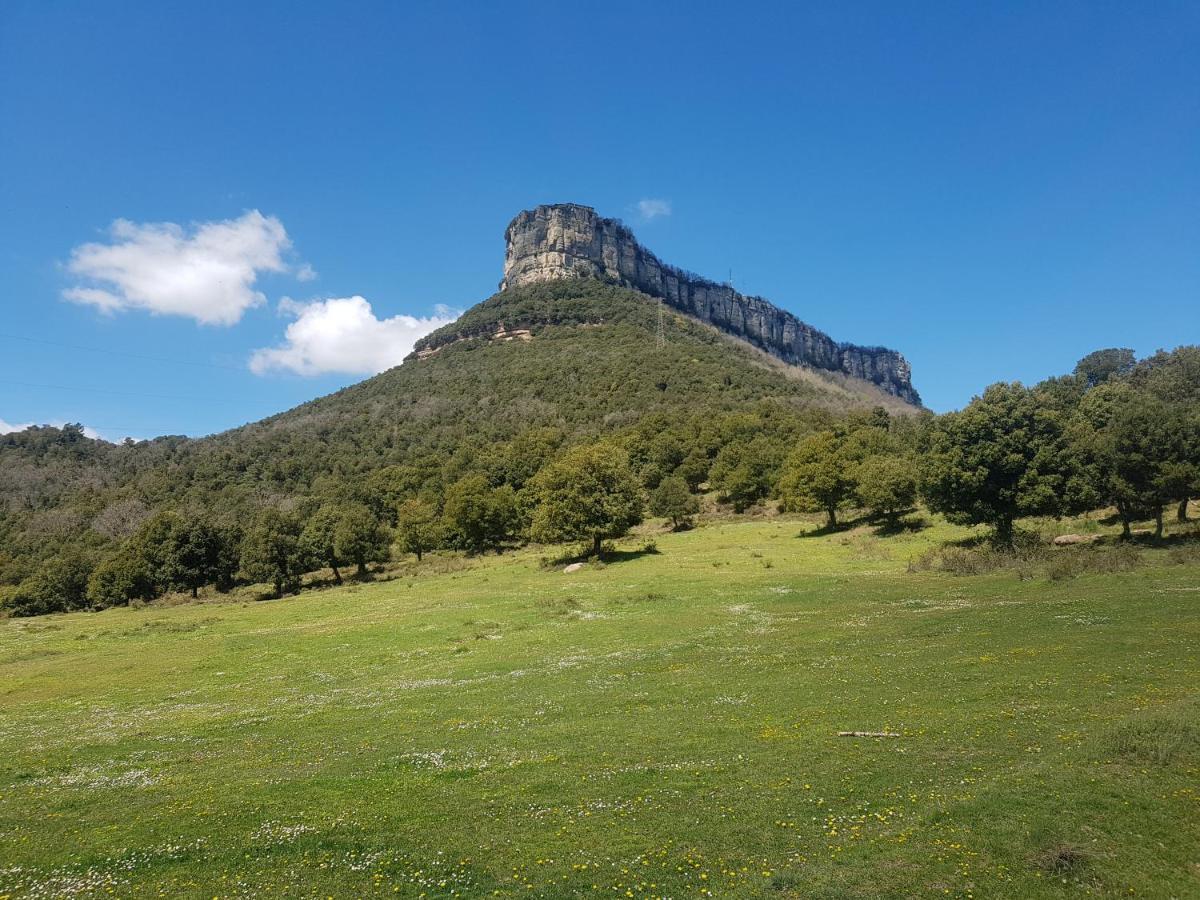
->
1 515 1197 899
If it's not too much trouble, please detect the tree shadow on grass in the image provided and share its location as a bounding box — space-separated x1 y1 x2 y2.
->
873 513 930 537
600 543 662 565
542 541 661 568
794 512 870 538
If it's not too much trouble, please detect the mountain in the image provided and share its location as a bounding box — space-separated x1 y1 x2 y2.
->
496 204 919 404
0 206 919 588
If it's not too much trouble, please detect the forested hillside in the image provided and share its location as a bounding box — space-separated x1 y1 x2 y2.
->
0 279 908 605
2 275 1197 617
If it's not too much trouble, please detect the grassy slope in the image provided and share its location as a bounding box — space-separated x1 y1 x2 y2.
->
1 518 1197 899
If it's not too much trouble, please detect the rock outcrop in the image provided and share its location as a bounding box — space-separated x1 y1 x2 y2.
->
501 204 920 404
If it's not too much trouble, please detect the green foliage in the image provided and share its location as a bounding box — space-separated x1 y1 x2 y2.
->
709 436 781 512
527 443 644 556
395 498 441 562
6 548 94 616
855 454 919 522
87 548 156 609
1074 347 1136 388
443 476 518 555
1067 382 1192 536
333 505 391 576
920 382 1071 544
649 475 699 529
777 431 857 526
240 510 304 598
299 506 347 584
161 516 229 598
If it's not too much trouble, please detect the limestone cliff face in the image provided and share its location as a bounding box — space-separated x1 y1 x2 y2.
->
501 204 920 405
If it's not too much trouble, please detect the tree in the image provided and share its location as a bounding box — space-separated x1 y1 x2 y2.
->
163 516 226 598
87 547 156 609
299 505 346 584
675 449 710 491
528 444 644 557
920 382 1070 545
855 455 918 523
396 498 440 561
709 437 779 512
334 504 391 577
8 549 95 616
1074 348 1136 388
1132 346 1200 521
240 510 304 598
1067 383 1184 538
650 475 700 529
443 475 517 554
778 431 856 528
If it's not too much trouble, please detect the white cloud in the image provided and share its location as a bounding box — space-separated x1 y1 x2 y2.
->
296 262 318 282
249 296 456 376
0 419 103 440
636 198 672 221
63 210 301 325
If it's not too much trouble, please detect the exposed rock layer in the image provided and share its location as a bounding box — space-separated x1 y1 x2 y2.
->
500 204 919 404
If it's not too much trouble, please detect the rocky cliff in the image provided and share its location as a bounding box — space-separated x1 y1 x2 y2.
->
500 204 920 405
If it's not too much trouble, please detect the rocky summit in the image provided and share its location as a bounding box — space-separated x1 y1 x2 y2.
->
501 203 920 404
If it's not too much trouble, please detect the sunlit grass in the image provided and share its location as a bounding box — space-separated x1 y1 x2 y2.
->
1 514 1197 898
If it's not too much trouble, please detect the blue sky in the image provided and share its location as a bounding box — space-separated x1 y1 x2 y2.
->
1 1 1196 439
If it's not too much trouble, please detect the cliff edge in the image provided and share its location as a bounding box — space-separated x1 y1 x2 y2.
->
500 204 919 405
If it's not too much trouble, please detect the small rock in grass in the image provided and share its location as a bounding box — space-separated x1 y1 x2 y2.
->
1052 534 1100 546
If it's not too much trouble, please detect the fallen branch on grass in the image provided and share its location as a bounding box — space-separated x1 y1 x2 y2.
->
837 730 901 738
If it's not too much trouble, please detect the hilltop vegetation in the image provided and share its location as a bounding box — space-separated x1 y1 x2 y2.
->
1 515 1197 897
0 280 906 609
0 277 1196 617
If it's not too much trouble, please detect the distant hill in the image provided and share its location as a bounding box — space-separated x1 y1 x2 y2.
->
498 203 920 404
0 275 916 586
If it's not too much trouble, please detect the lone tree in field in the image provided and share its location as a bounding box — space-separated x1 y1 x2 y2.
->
396 498 440 561
920 382 1069 545
650 475 700 530
528 443 644 557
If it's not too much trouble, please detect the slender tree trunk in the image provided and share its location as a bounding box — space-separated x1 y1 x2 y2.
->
826 506 837 529
1154 509 1164 539
331 565 342 585
191 585 198 598
357 561 367 578
592 532 603 558
995 516 1014 547
1120 516 1131 539
1179 498 1190 523
273 577 283 599
415 548 423 562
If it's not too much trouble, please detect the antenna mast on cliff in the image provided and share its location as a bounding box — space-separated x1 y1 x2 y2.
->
655 298 666 349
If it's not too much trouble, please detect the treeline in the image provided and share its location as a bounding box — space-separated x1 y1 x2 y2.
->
2 345 1196 616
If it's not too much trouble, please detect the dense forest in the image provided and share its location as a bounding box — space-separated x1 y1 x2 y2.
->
1 279 1196 616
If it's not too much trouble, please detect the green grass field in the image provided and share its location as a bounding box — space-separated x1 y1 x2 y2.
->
2 516 1198 898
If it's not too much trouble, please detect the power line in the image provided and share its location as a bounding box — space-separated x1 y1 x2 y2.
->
0 378 210 404
0 331 246 372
